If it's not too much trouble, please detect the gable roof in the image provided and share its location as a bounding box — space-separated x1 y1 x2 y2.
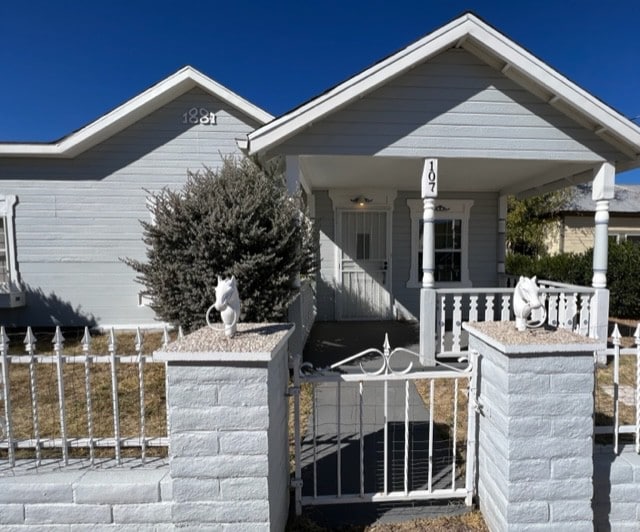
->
0 66 273 158
247 12 640 169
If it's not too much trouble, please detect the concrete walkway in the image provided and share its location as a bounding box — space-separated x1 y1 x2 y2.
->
296 321 469 528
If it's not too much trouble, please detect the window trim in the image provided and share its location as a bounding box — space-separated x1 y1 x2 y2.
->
0 195 19 292
406 199 473 288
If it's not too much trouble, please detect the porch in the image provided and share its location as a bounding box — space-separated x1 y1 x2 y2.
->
298 278 602 367
245 15 640 367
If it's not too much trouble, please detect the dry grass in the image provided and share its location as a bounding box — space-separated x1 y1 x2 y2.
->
286 510 488 531
288 381 313 470
1 329 171 459
594 325 638 443
414 376 469 457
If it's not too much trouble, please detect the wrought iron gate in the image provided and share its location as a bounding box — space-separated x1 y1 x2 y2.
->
291 335 478 515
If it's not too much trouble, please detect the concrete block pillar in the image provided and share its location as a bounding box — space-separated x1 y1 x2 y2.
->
464 322 604 532
156 323 294 532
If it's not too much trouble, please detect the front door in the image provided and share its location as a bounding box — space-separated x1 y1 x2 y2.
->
338 210 392 319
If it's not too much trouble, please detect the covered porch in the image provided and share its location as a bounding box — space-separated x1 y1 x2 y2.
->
248 13 640 365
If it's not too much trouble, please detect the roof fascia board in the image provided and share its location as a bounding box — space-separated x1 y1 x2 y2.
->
247 16 472 154
464 24 640 152
249 12 640 160
0 67 272 158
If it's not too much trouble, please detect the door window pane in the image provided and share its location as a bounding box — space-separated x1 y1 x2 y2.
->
356 233 371 260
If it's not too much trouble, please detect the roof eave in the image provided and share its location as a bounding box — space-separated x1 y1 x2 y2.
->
248 13 640 160
0 66 273 158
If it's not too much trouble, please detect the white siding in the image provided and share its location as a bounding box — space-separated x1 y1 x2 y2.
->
315 189 498 321
277 49 616 161
0 88 259 326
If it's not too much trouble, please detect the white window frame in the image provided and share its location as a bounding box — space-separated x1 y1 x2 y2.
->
0 195 19 293
623 232 640 243
406 199 473 288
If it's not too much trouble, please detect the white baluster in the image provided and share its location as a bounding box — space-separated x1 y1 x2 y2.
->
108 328 121 464
469 295 478 323
178 326 184 340
24 327 41 465
81 327 95 465
578 294 590 336
452 295 462 352
484 295 495 322
501 294 510 322
558 292 568 330
548 294 559 327
53 326 68 465
612 325 621 454
135 327 146 463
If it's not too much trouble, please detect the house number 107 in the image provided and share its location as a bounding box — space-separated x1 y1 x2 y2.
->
421 158 438 198
182 107 216 125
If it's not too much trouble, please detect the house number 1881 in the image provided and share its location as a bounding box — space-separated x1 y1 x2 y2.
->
182 107 216 125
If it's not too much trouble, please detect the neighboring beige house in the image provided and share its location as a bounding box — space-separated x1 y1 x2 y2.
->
548 184 640 254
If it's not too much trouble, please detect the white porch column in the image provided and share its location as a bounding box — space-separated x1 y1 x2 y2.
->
591 162 614 288
422 197 436 288
590 162 615 345
420 159 437 366
497 195 507 284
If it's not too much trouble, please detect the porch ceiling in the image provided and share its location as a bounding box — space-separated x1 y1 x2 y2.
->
299 155 596 195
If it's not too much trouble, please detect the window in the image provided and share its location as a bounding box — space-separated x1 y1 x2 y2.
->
407 199 473 287
0 195 22 304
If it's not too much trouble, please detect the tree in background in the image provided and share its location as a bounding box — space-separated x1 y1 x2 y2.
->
125 157 317 331
506 190 569 257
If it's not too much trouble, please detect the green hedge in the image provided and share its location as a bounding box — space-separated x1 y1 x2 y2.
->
506 240 640 318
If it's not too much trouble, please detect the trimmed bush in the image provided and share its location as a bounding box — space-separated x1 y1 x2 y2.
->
125 157 317 331
506 240 640 318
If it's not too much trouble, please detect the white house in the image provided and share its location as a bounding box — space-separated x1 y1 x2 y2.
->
0 67 272 327
1 13 640 355
245 12 640 361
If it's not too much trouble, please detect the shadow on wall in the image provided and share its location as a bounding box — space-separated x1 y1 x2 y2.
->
593 449 613 532
0 286 97 328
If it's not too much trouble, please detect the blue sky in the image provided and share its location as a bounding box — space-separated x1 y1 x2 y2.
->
2 0 640 182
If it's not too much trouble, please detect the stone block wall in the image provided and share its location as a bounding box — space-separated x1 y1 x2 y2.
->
160 324 293 531
0 323 293 531
594 445 640 531
0 463 172 530
467 322 601 532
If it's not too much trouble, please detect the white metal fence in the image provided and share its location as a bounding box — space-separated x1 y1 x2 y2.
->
291 335 477 515
0 325 170 466
595 323 640 454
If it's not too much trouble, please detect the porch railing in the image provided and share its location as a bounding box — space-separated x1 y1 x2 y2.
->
435 280 596 356
0 326 169 467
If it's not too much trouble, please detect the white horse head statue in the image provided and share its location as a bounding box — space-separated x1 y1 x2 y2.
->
206 275 241 337
513 275 546 332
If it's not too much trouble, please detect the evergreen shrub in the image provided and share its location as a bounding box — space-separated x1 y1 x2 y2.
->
506 240 640 318
125 157 317 331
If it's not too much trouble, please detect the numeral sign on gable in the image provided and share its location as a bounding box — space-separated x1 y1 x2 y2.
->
182 107 216 125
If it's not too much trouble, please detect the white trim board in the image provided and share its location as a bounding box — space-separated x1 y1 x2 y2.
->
247 13 640 166
0 66 273 159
